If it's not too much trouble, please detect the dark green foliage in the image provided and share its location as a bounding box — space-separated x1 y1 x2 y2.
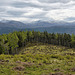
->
0 31 75 54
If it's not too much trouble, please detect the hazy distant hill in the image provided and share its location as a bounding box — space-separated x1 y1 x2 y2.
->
0 20 28 34
0 20 27 28
0 20 75 34
30 26 75 34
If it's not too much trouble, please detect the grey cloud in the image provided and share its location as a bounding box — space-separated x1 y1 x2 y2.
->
25 12 47 18
65 17 75 21
0 12 12 17
11 0 75 11
0 0 12 6
0 0 75 22
23 12 52 21
7 11 24 16
38 0 74 3
42 1 75 11
11 1 41 8
0 7 5 12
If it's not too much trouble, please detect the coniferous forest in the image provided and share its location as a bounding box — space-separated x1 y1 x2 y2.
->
0 30 75 54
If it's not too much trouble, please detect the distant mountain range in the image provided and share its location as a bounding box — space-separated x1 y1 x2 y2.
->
0 20 75 34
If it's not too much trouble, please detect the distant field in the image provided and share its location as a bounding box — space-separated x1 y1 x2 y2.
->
0 44 75 75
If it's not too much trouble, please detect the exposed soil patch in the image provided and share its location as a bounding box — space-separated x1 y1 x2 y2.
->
21 62 34 67
71 67 75 72
16 61 35 67
50 72 64 75
13 66 25 71
54 68 60 71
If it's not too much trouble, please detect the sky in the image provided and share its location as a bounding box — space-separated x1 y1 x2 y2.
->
0 0 75 22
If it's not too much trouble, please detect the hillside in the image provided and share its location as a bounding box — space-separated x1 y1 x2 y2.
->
0 44 75 75
0 29 75 75
0 20 75 34
29 26 75 34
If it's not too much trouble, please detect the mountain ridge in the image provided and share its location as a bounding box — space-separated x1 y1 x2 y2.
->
0 20 75 34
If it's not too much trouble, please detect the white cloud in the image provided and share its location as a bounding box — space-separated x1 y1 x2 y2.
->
38 0 74 3
0 17 39 23
46 9 75 20
23 8 44 16
0 0 75 22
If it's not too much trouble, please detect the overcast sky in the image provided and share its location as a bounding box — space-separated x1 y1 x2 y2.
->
0 0 75 22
